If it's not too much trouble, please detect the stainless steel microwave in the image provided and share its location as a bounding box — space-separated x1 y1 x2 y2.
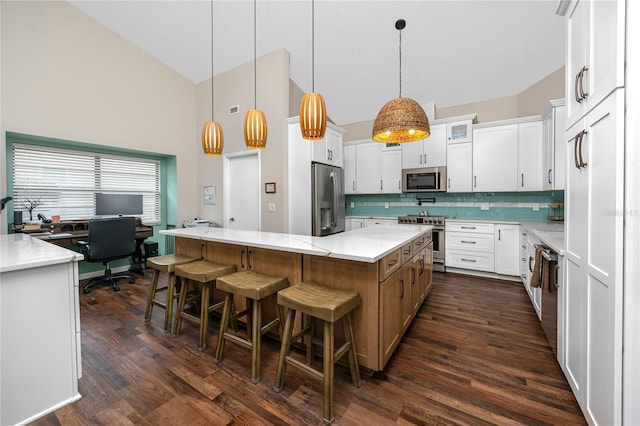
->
402 167 447 192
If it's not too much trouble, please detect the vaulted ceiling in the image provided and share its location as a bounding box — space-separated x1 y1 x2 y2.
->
68 0 566 126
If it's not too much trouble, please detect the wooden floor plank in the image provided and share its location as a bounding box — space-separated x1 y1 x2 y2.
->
29 270 585 425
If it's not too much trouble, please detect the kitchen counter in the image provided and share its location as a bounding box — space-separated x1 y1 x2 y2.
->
160 223 432 263
445 218 565 255
0 233 83 425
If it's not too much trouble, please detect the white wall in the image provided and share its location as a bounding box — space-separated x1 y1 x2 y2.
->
1 1 199 231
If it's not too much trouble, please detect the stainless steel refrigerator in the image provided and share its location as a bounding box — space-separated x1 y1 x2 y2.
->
311 162 345 236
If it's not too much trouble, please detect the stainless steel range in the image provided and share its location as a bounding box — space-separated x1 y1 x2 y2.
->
398 215 446 272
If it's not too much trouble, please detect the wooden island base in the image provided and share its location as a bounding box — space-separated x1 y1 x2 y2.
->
174 229 433 371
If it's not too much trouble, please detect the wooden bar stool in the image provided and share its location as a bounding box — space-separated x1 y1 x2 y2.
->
173 260 236 351
274 281 361 425
214 270 289 383
144 254 200 332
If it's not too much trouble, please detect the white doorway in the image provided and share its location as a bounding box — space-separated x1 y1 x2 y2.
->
223 151 260 230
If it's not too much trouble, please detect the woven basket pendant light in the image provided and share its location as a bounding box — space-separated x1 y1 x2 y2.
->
202 0 224 155
372 19 430 143
299 0 327 140
244 0 268 149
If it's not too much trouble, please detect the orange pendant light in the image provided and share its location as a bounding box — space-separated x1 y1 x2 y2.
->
244 0 267 149
202 0 224 156
299 0 327 140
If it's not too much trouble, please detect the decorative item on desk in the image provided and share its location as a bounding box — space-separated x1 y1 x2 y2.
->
22 197 41 220
51 215 61 222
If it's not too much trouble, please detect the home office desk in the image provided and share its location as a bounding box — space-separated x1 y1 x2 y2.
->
19 218 154 273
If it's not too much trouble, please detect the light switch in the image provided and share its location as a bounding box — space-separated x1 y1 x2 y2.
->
350 202 355 208
532 203 540 211
384 202 389 209
480 203 489 211
268 203 276 212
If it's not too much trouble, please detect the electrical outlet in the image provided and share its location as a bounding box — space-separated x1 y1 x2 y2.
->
532 203 540 211
268 203 276 212
350 202 355 208
480 203 489 211
384 202 389 209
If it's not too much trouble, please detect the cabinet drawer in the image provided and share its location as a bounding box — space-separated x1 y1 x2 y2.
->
446 232 495 252
379 248 402 281
412 232 430 254
400 242 413 264
446 250 495 272
446 222 495 234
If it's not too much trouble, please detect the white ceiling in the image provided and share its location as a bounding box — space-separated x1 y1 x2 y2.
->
68 0 566 126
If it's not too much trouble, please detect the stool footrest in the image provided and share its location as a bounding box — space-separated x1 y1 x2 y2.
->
223 332 252 350
285 356 324 382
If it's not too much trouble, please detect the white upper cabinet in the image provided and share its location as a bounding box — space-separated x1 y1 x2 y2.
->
401 123 446 169
447 119 473 144
352 141 402 194
344 144 357 194
517 121 543 192
565 0 625 128
312 125 344 167
472 124 518 192
446 142 473 193
542 100 567 190
381 149 402 193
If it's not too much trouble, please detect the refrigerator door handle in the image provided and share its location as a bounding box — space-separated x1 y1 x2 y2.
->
330 171 337 227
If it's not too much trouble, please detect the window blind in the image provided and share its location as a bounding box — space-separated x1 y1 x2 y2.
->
12 143 161 224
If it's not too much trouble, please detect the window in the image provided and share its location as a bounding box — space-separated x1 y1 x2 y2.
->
12 143 161 224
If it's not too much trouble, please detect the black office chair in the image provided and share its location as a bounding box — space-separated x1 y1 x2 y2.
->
78 216 137 294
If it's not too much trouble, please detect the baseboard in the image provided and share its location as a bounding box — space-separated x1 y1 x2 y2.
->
444 267 520 282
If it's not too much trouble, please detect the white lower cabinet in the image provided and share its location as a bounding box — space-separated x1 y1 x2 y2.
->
445 221 495 272
494 224 519 276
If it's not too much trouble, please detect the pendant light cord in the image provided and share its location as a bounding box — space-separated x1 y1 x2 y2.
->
398 25 402 98
311 0 315 93
253 0 257 109
210 0 214 121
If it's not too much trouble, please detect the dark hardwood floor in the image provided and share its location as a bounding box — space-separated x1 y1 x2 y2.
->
32 271 585 425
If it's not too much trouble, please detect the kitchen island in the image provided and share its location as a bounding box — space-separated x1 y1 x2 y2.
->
0 234 83 426
160 224 433 371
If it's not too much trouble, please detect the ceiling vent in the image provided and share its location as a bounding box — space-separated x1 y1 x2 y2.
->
229 105 239 115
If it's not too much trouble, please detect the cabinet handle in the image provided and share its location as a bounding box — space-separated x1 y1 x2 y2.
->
522 244 526 249
398 180 401 190
548 169 553 184
411 267 416 285
499 229 501 241
474 176 477 188
521 173 524 187
522 257 526 261
461 240 477 244
571 133 581 169
380 180 383 190
241 249 246 269
461 258 477 263
248 249 253 269
529 256 534 272
574 70 581 103
423 154 426 164
400 279 405 298
327 149 332 160
419 154 422 165
404 248 412 255
578 130 587 168
578 66 589 101
353 181 356 191
419 258 425 275
461 226 476 229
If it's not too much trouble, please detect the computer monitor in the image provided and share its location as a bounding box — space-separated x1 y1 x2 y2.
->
95 193 143 216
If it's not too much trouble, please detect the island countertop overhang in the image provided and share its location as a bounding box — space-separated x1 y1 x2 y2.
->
160 223 433 263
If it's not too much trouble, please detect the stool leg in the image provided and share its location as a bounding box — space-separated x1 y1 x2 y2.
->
307 315 315 365
323 320 335 425
144 269 160 323
251 298 262 384
199 282 211 351
173 278 189 336
214 292 234 364
164 273 176 332
274 307 295 392
343 313 361 388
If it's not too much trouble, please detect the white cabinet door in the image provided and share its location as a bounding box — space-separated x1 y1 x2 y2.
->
355 143 382 194
344 145 357 194
312 126 344 167
566 0 625 129
543 102 567 191
382 149 402 193
517 121 543 191
402 138 424 169
473 125 518 192
446 142 472 193
495 224 519 276
423 124 446 167
446 119 473 144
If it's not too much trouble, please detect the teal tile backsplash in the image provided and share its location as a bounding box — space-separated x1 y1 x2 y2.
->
345 191 564 222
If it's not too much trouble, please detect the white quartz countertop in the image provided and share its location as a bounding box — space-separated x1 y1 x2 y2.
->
0 233 84 273
160 223 432 263
446 218 565 255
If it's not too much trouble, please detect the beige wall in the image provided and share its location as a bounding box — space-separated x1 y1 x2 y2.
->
196 49 290 232
342 67 565 142
1 0 198 230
